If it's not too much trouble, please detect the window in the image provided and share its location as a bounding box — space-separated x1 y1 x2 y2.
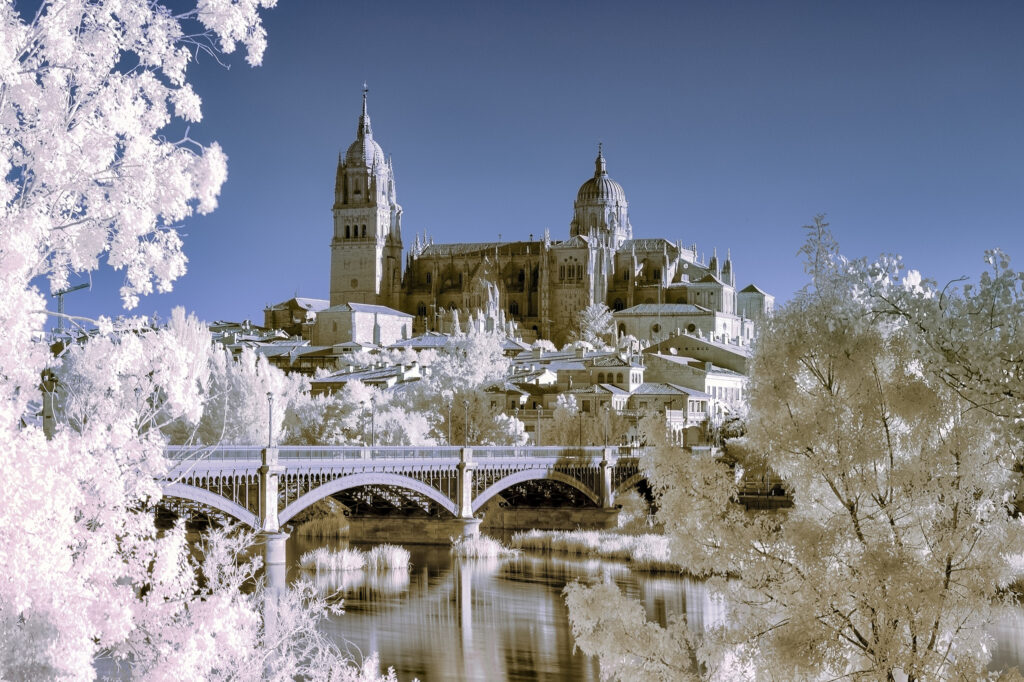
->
613 298 624 311
559 265 565 280
598 373 605 383
350 278 358 288
686 323 696 333
652 323 661 334
332 321 337 332
417 303 427 317
509 300 519 316
518 270 525 283
582 400 591 412
624 271 629 281
426 272 432 285
617 372 623 383
653 268 661 280
361 225 366 237
345 225 350 238
577 264 583 279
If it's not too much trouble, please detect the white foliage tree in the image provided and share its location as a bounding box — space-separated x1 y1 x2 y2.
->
0 2 395 678
409 328 526 445
565 219 1024 680
571 302 614 349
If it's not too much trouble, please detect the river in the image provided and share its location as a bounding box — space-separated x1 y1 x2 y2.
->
288 534 1024 681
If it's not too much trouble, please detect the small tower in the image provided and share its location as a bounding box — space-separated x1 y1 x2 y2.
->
721 249 735 286
570 144 632 248
329 86 403 308
709 248 720 279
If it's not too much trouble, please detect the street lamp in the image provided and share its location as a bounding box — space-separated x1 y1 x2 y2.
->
370 396 377 447
266 392 274 447
603 406 608 446
447 401 453 444
578 410 583 447
463 399 470 445
536 405 542 446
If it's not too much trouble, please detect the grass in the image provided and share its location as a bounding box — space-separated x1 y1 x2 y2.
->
509 529 678 572
450 534 519 558
299 546 365 572
365 544 411 572
299 543 411 572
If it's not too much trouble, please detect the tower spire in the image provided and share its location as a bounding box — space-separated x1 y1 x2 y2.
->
358 82 372 138
595 141 607 176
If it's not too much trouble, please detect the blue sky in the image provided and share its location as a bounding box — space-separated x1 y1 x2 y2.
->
50 0 1024 326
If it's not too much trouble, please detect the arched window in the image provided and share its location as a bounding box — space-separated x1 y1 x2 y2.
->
518 270 525 283
617 324 626 337
426 272 432 285
345 225 350 238
613 298 624 311
509 300 519 316
598 373 605 383
559 265 565 280
361 225 366 237
616 372 624 383
576 264 583 279
417 303 427 317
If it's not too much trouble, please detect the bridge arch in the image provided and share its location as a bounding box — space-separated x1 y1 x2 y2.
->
472 469 600 514
163 482 259 529
612 472 647 503
279 472 459 525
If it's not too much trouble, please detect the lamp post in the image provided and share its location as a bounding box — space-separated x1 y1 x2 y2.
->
603 406 608 446
266 392 274 447
578 410 583 447
463 399 470 445
447 400 453 444
370 396 376 447
536 406 542 446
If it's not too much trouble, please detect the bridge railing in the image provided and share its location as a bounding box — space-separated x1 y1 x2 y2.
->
473 446 609 458
279 446 462 460
164 444 650 461
165 445 263 460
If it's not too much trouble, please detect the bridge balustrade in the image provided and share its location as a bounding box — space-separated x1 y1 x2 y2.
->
165 444 649 461
165 445 263 460
473 446 609 459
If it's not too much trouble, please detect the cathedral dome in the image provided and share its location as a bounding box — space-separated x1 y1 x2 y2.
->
344 88 386 169
345 136 386 169
576 147 627 205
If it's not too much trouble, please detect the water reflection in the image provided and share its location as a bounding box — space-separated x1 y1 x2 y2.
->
286 535 1024 681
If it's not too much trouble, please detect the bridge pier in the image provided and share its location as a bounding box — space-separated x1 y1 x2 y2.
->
456 447 480 538
259 447 290 579
600 447 617 509
262 530 290 593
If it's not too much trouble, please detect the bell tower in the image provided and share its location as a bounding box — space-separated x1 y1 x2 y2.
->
330 86 404 308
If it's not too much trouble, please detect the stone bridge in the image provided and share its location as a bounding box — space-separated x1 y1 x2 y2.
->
163 444 647 541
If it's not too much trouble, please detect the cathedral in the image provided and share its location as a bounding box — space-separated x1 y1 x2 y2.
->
296 91 772 346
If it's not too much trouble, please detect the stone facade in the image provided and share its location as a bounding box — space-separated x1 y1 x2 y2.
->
310 302 413 347
325 93 771 346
